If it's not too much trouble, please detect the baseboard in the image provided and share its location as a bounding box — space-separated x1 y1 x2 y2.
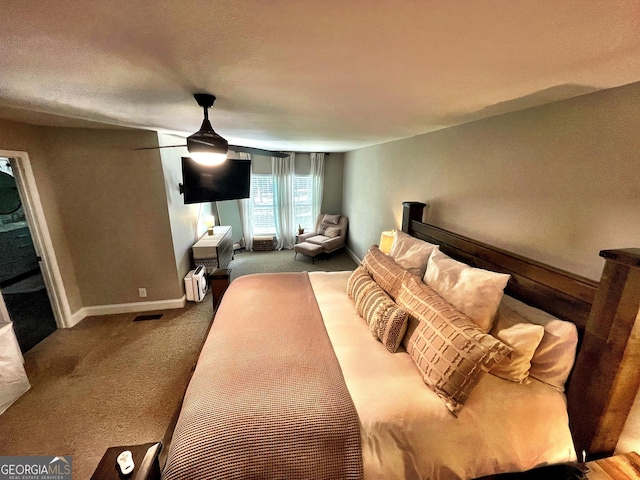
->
346 246 362 265
67 296 187 328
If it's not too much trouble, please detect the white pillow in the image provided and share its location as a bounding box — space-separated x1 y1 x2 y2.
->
499 295 578 392
490 307 545 383
424 250 510 333
389 230 439 277
322 214 341 225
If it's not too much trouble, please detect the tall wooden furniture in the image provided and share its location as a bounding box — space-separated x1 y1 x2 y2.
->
567 248 640 456
192 225 233 273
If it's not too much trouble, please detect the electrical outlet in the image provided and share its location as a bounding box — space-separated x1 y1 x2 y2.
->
138 288 147 298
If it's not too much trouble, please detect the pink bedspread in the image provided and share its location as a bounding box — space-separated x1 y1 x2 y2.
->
162 272 363 480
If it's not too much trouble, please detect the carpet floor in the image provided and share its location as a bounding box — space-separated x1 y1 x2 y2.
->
0 248 357 479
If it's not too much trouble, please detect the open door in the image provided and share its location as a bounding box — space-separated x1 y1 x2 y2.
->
0 158 57 352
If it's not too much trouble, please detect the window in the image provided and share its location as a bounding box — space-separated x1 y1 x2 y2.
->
250 174 314 235
293 176 313 231
251 175 275 235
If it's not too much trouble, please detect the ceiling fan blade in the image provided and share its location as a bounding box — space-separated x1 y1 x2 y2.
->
229 145 289 158
132 145 186 151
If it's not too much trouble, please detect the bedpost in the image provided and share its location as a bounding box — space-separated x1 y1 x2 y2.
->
567 248 640 458
402 202 427 233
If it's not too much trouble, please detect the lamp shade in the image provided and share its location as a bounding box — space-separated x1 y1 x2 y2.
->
379 230 395 255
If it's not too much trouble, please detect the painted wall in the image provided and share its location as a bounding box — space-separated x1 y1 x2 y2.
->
39 127 183 307
343 81 640 280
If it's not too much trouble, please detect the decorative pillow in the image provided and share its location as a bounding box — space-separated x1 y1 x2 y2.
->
361 245 414 300
325 226 341 238
357 282 409 353
322 213 341 225
346 266 373 301
489 307 545 383
499 295 578 392
389 230 439 277
317 222 330 235
397 277 512 415
424 249 510 333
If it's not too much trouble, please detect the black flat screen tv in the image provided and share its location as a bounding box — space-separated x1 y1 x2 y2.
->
181 157 251 204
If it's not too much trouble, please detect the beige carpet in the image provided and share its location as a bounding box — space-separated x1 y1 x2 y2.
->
0 300 213 480
0 249 357 479
229 247 357 280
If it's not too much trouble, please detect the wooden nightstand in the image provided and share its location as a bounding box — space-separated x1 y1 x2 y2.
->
585 452 640 479
209 268 232 310
90 442 161 480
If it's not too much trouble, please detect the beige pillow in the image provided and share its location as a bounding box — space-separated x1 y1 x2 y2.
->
357 283 409 353
325 226 340 238
389 230 439 277
499 296 578 392
322 213 341 225
424 249 510 333
490 307 545 383
361 245 415 300
397 277 512 416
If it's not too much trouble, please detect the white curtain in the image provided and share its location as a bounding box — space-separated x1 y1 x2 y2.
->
272 153 296 250
310 152 325 221
237 152 254 251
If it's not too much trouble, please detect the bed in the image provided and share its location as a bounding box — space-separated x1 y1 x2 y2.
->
161 202 640 480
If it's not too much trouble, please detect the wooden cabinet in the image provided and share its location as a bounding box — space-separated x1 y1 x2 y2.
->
192 225 233 273
209 268 232 310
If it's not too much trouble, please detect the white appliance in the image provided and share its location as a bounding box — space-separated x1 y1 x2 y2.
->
184 265 207 302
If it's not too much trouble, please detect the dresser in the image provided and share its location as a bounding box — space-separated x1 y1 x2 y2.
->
192 225 233 273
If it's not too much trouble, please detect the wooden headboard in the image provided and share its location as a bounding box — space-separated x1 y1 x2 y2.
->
401 201 640 459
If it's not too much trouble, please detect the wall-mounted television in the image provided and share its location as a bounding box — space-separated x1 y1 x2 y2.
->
181 157 251 204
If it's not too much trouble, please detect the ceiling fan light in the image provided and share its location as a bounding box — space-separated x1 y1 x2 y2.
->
187 118 229 166
190 151 228 166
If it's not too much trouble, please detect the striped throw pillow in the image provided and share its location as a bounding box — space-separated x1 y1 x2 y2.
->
357 282 409 353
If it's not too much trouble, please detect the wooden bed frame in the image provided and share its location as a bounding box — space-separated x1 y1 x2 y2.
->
401 202 640 459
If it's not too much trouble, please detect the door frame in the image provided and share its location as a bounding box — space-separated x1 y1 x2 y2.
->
0 149 71 328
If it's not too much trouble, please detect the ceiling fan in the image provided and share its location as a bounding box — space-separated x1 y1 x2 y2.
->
135 93 289 164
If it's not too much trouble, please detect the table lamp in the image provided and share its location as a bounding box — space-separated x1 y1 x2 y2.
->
205 215 216 235
379 230 395 255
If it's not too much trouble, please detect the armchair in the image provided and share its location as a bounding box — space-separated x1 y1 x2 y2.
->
297 213 348 254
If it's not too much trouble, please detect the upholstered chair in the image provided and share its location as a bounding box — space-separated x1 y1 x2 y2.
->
297 213 349 253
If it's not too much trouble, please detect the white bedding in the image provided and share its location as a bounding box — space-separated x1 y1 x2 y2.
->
309 271 577 480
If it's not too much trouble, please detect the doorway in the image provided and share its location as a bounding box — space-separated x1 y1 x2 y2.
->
0 157 58 352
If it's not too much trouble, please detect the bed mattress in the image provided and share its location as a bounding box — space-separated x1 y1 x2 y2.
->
309 271 576 480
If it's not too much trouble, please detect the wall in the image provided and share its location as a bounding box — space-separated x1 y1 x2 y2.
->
343 82 640 280
321 152 344 214
40 127 183 307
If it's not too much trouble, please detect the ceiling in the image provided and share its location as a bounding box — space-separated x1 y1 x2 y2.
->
1 0 640 153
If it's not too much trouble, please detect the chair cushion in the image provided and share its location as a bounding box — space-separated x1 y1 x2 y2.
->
307 235 332 245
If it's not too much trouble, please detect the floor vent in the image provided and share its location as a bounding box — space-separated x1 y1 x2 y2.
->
133 313 163 322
